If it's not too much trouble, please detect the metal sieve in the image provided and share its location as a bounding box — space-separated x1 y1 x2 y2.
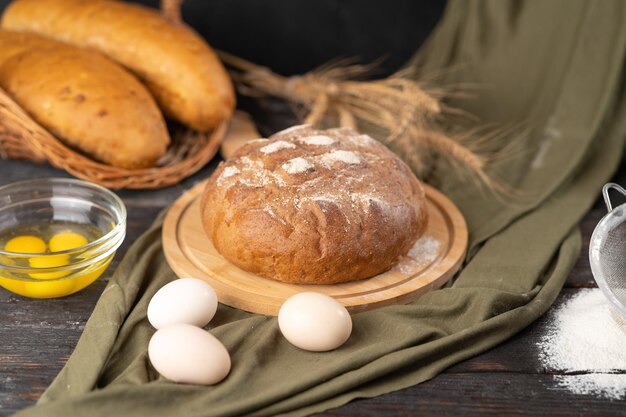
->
589 183 626 318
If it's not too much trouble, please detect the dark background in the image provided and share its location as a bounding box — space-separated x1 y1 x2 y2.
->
0 0 446 76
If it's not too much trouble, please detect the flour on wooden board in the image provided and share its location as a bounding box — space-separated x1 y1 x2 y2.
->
394 236 440 275
537 289 626 399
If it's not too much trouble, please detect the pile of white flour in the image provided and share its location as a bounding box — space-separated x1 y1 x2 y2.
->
538 289 626 399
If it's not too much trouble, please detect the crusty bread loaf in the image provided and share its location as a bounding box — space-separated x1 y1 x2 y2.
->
201 125 429 284
1 0 235 132
0 30 170 169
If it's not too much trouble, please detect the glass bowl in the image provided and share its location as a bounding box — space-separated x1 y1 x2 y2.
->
0 178 126 298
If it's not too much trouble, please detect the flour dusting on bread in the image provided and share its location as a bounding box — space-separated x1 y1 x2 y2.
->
276 124 311 135
260 140 296 154
299 135 335 146
228 156 287 187
202 126 428 284
320 150 361 166
220 166 240 180
282 157 314 174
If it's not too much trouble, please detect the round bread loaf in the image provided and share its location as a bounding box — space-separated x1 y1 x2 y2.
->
201 126 428 284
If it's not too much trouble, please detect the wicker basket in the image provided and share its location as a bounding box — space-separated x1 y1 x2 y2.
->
0 0 227 189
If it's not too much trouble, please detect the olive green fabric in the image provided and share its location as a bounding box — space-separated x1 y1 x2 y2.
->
16 1 626 416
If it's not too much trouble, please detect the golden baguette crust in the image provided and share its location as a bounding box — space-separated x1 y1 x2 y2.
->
0 31 170 169
2 0 235 131
201 126 429 284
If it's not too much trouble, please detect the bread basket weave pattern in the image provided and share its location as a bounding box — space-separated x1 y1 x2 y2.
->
0 0 227 190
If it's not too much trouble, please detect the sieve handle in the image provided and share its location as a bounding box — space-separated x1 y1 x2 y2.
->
602 183 626 212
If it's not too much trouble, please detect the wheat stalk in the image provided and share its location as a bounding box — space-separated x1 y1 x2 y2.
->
219 52 505 191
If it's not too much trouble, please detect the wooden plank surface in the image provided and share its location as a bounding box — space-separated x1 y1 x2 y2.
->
0 102 624 415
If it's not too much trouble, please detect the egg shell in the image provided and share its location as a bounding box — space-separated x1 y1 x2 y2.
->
148 324 231 385
148 278 218 329
278 292 352 352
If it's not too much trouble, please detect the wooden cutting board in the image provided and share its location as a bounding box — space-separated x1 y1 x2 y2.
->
162 180 468 316
219 110 261 159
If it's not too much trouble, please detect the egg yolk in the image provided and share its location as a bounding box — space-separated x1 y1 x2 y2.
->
49 232 88 252
23 277 75 298
29 254 70 279
0 231 102 298
4 235 46 254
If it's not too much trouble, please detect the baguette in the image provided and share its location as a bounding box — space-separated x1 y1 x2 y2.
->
2 0 235 132
0 31 170 169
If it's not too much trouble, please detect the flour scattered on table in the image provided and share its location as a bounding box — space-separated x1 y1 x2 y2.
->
394 236 440 275
554 374 626 399
537 289 626 399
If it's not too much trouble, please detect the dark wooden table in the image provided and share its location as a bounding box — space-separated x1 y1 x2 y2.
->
1 112 625 416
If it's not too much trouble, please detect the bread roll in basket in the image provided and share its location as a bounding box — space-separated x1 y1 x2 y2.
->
0 0 230 189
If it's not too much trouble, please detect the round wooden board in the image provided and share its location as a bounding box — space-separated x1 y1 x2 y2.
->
163 181 468 316
219 110 261 160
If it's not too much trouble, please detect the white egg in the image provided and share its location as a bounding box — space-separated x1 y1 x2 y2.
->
148 278 218 329
278 292 352 352
148 324 231 385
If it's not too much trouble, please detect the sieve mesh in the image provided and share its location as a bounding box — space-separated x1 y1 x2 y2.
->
595 217 626 305
590 183 626 318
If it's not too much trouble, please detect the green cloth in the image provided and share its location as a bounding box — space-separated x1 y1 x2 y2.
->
16 1 626 416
